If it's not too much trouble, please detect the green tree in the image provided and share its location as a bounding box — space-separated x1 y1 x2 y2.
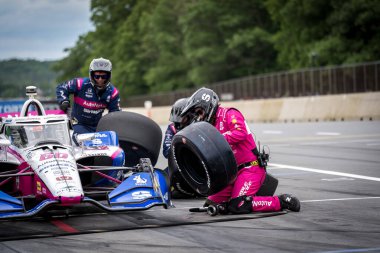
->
54 0 380 98
0 59 58 98
179 0 277 85
56 0 277 97
111 0 158 97
143 0 192 93
266 0 380 68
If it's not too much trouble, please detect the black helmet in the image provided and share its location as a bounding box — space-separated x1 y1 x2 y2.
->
169 98 188 130
180 87 219 124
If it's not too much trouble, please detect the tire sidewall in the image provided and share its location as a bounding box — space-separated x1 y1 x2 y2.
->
172 122 237 196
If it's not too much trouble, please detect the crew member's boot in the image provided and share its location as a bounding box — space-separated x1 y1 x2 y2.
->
278 194 301 212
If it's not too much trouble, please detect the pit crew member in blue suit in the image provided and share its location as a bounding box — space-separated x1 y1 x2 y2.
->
162 98 188 159
163 98 200 198
56 57 121 144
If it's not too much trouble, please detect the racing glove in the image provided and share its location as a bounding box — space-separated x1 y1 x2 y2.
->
227 195 253 214
60 101 70 113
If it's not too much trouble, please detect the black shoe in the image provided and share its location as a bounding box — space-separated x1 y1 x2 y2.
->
278 194 301 212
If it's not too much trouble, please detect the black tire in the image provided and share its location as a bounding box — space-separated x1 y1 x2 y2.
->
97 111 162 166
168 154 201 198
172 121 237 196
167 151 179 178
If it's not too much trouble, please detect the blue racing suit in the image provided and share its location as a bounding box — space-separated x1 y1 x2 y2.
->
56 77 121 139
162 123 176 159
162 123 200 198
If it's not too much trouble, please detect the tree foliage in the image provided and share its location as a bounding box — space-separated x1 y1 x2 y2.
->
266 0 380 68
0 59 58 98
9 0 378 100
53 0 278 100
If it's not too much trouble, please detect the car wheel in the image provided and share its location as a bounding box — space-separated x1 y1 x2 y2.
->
97 111 162 166
168 153 201 198
172 122 237 196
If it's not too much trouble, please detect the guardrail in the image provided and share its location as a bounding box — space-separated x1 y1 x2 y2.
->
124 61 380 107
124 92 380 124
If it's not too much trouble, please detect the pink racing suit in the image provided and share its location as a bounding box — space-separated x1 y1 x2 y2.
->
207 106 281 212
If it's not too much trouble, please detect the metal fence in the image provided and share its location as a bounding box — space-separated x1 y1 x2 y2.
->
124 61 380 107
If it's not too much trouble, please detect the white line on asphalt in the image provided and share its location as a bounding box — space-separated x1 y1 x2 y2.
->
321 177 355 181
316 132 341 136
263 130 283 134
300 141 343 145
301 139 380 146
366 143 380 146
267 144 291 147
301 196 380 203
269 163 380 182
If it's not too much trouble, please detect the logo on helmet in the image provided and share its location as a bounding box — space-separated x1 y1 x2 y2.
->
97 62 108 68
201 93 211 102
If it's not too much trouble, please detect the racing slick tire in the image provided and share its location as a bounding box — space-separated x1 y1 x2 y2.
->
172 121 237 196
97 111 162 166
167 152 201 198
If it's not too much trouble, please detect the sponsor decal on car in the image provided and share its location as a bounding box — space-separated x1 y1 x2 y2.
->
40 152 68 161
131 191 152 200
94 133 108 138
56 176 73 181
83 146 109 150
36 181 42 192
133 175 147 185
80 152 108 157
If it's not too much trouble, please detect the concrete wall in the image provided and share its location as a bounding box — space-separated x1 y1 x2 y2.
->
123 92 380 125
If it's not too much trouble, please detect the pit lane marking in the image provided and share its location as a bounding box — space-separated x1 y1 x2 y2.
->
321 177 355 181
50 219 78 233
262 130 283 134
316 132 341 136
301 196 380 203
269 163 380 182
366 142 380 146
316 247 380 253
261 133 380 144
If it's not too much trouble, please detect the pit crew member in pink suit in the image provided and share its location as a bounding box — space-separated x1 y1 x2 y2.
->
180 87 301 214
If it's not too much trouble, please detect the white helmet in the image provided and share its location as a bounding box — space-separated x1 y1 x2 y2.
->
89 57 112 89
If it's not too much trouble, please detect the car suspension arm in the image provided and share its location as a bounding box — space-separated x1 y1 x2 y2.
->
76 164 121 184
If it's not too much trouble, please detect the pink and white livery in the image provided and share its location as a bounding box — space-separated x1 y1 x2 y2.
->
0 86 170 219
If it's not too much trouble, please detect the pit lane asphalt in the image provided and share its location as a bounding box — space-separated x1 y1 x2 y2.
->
1 121 379 253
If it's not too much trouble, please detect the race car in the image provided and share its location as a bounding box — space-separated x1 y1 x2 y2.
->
0 86 170 219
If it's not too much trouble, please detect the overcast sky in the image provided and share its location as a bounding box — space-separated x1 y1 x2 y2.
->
0 0 93 61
